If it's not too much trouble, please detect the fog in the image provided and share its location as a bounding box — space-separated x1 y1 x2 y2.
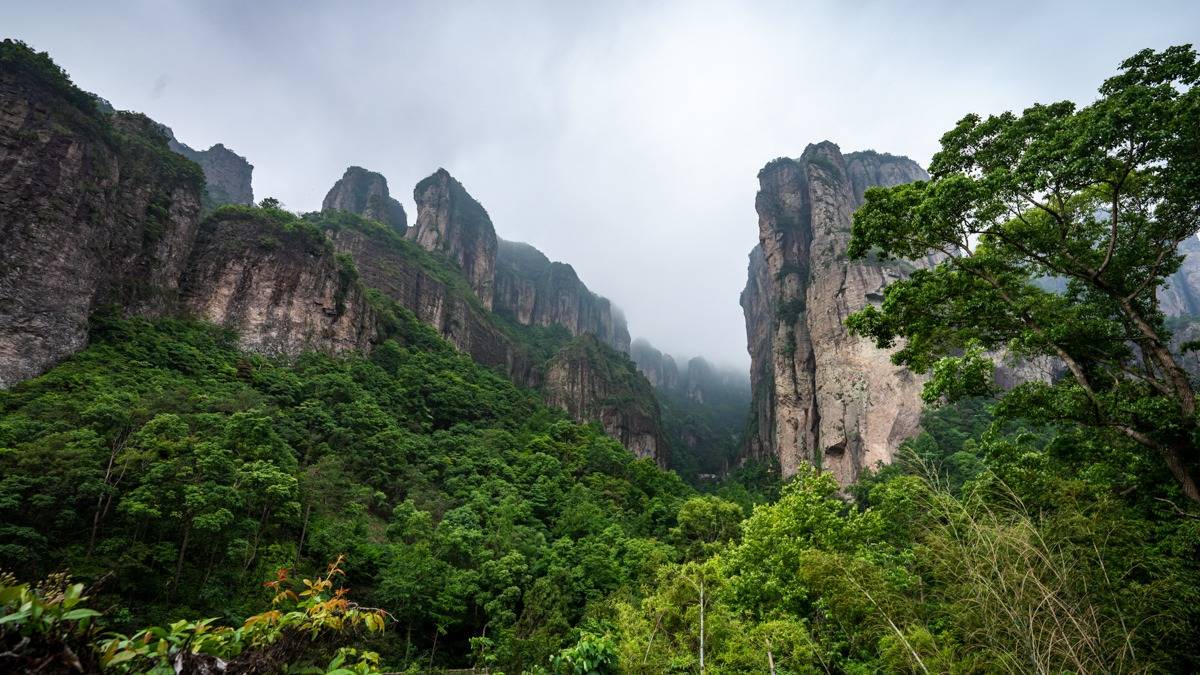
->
4 0 1196 369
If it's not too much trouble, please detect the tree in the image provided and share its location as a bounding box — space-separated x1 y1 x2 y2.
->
846 45 1200 501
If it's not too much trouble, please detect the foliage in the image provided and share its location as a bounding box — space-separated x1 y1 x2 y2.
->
0 572 103 673
846 44 1200 501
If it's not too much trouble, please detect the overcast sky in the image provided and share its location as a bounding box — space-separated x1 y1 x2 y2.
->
4 1 1197 369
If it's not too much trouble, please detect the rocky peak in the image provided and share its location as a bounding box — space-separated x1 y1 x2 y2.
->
322 166 407 233
407 169 498 309
165 131 254 208
742 141 931 484
495 239 632 352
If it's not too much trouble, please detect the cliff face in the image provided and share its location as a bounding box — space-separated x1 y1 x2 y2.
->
407 169 497 309
166 131 253 208
741 143 931 484
322 166 407 233
181 212 377 356
543 335 669 467
495 239 632 352
319 212 533 381
0 56 204 387
0 42 379 385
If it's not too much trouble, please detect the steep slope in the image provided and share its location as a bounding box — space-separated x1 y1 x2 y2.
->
741 143 931 484
630 338 679 389
407 169 497 309
322 165 407 232
543 335 669 467
0 44 204 387
495 239 632 352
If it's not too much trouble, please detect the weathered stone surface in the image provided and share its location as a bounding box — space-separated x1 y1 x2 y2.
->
543 335 668 467
321 215 535 383
180 212 376 356
495 239 631 352
322 166 407 233
407 169 497 309
166 131 253 207
741 143 932 484
0 63 204 387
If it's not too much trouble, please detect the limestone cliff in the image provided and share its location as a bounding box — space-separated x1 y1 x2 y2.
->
322 166 407 233
0 46 204 387
407 169 497 309
741 143 931 484
495 239 631 352
166 131 253 208
543 335 669 467
180 209 377 356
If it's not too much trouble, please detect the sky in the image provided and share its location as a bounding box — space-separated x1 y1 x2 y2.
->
4 1 1198 369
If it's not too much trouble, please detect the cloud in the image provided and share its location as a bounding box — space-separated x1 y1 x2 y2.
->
3 0 1197 369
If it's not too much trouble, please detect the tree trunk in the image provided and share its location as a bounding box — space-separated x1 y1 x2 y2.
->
1164 442 1200 503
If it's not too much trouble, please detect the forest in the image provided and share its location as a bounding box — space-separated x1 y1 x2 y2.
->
1 35 1199 675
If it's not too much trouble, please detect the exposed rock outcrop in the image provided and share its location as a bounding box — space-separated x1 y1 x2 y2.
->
0 42 378 385
495 239 631 352
180 211 377 356
543 335 669 467
0 53 204 387
319 211 534 381
322 166 407 233
741 143 932 484
166 131 253 208
407 169 497 309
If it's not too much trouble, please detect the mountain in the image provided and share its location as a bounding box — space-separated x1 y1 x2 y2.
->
322 165 407 232
165 129 254 208
495 239 631 352
630 338 750 480
740 142 933 484
0 42 665 465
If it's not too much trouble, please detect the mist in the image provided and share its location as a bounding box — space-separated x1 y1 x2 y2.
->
3 0 1196 369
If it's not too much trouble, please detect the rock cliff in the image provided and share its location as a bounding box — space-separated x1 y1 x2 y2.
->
318 210 534 381
180 209 377 356
741 143 931 484
407 169 497 309
322 166 407 233
166 131 253 208
0 41 378 384
0 46 204 387
1160 236 1200 318
495 239 632 352
543 335 669 467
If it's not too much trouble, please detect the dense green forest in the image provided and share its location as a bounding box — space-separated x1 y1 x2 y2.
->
2 39 1200 675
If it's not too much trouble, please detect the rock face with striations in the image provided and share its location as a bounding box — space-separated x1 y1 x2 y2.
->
543 335 669 467
495 239 632 352
320 211 534 382
741 142 932 484
407 169 497 309
0 53 204 387
1159 236 1200 318
322 166 407 233
180 211 377 357
0 42 378 385
630 338 679 389
166 131 253 208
